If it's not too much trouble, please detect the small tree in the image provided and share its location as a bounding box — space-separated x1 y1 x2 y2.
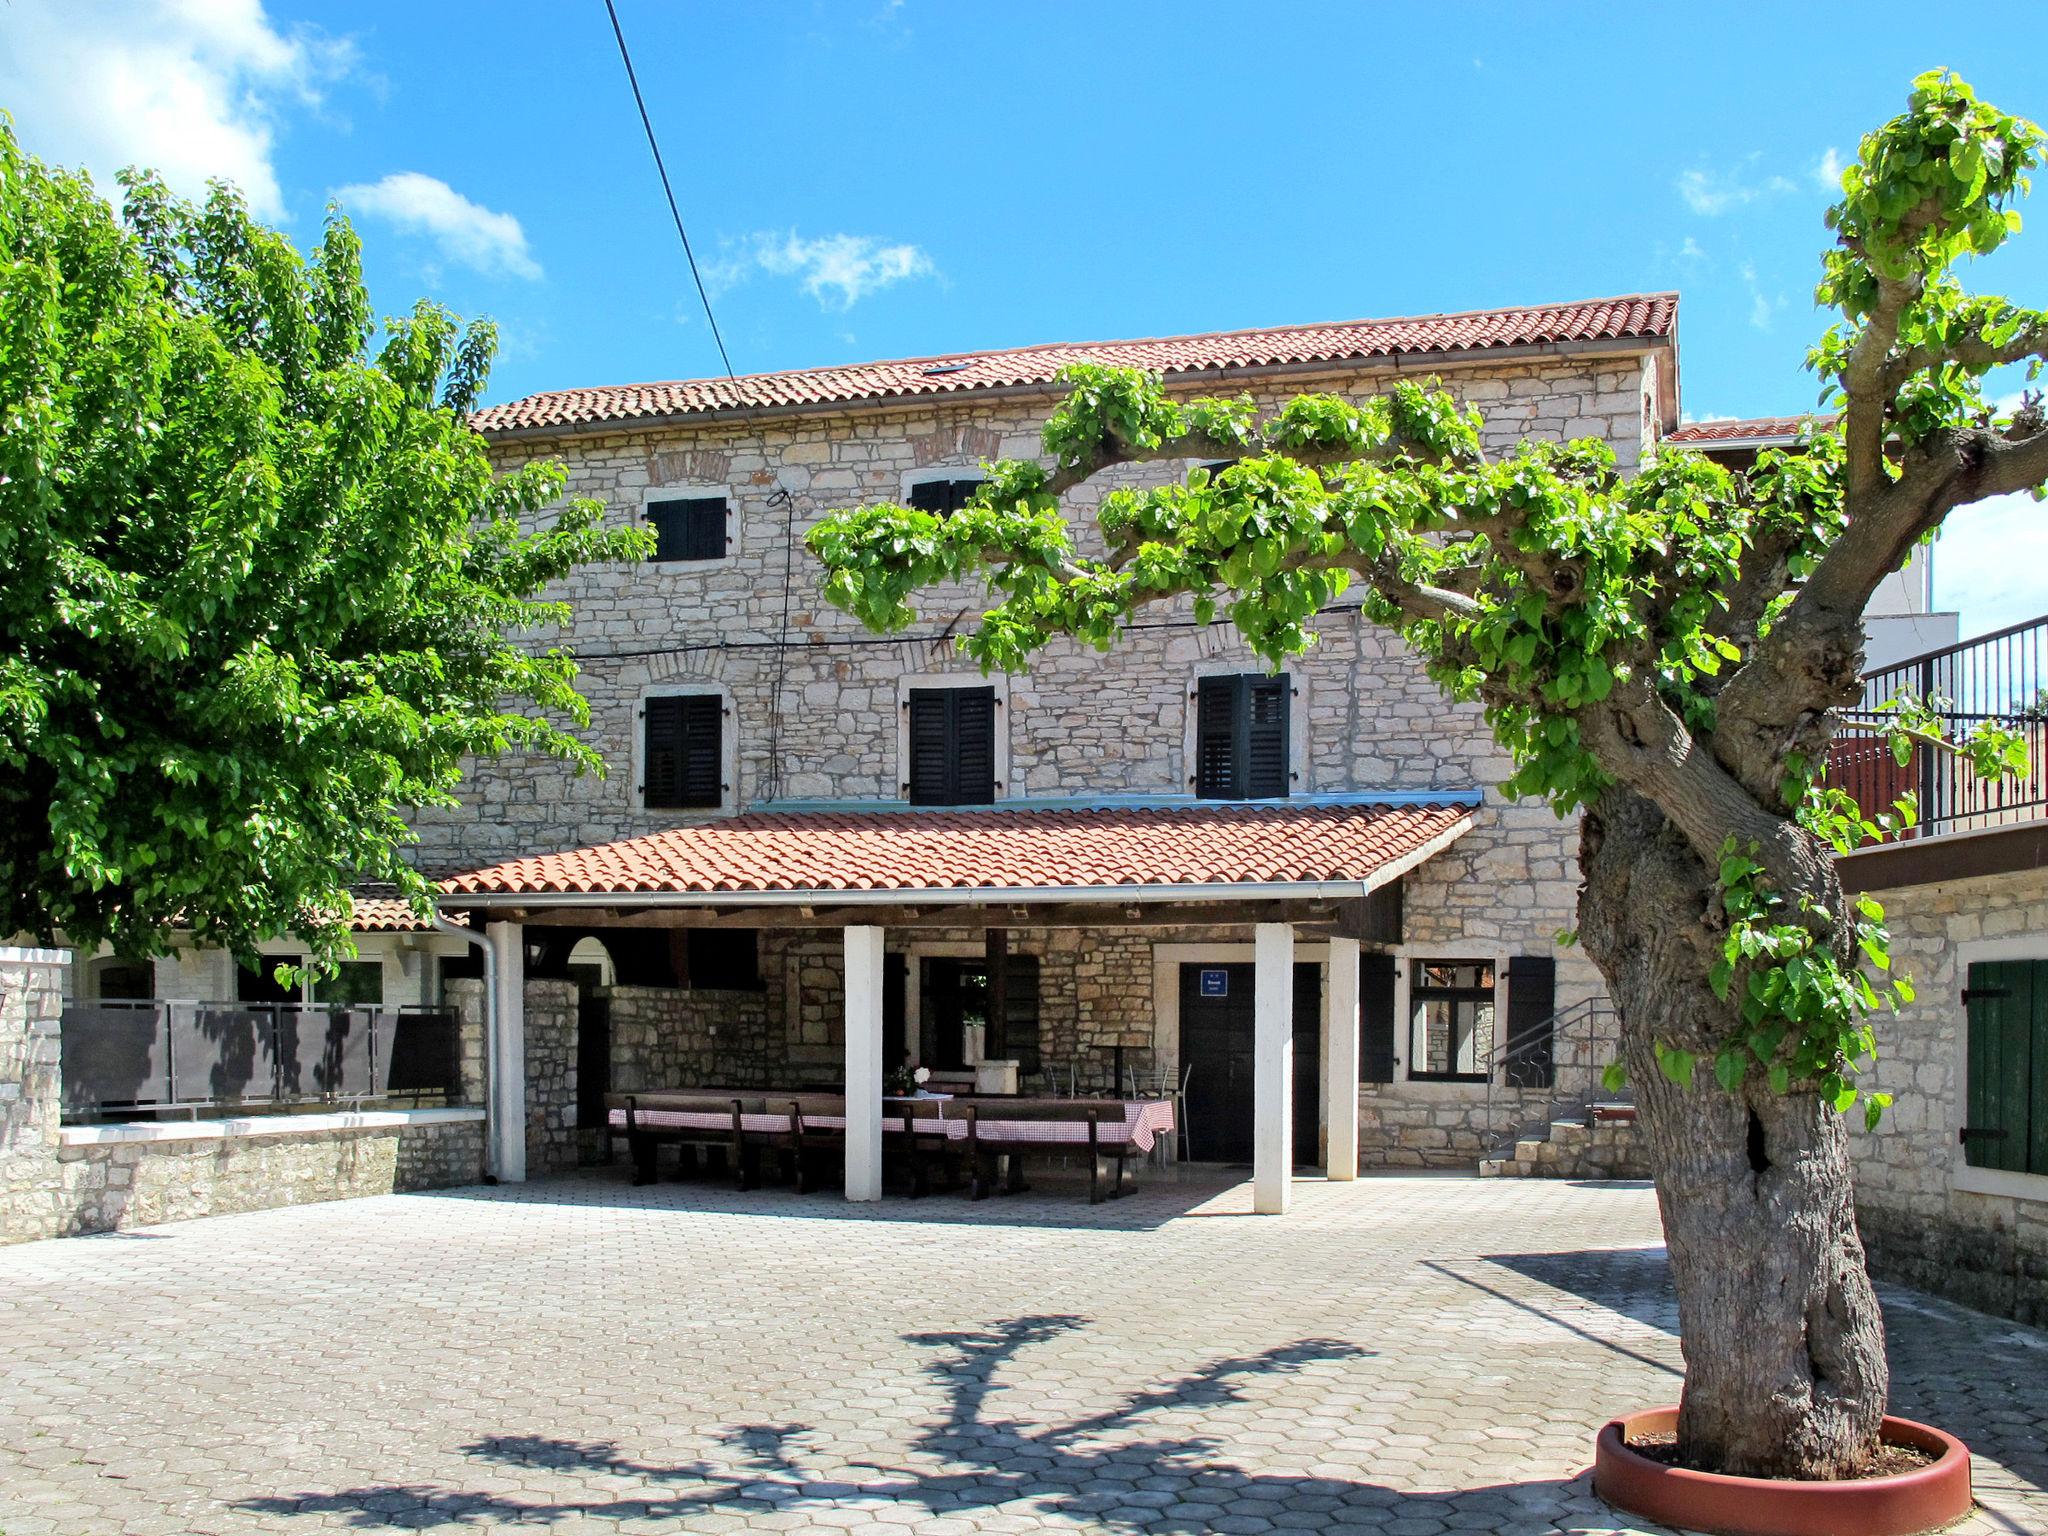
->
0 121 646 970
808 74 2042 1477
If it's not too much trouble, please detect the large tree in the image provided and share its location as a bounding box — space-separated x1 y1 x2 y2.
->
0 121 645 969
808 74 2041 1478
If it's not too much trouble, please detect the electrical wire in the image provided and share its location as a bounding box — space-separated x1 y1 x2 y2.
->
600 0 804 795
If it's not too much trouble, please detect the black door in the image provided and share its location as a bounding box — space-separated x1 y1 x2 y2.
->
1178 962 1321 1165
237 956 302 1003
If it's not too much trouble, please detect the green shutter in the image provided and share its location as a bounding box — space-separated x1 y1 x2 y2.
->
1965 959 2042 1174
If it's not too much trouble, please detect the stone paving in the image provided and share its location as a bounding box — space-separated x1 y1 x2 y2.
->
0 1170 2042 1536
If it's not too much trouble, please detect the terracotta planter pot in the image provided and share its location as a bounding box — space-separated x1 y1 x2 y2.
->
1593 1406 1972 1536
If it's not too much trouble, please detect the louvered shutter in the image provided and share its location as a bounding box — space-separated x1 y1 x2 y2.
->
644 695 722 809
1003 954 1041 1074
907 687 995 805
908 477 984 516
1244 676 1290 798
644 697 685 807
679 694 723 807
647 495 727 561
953 688 996 804
1964 959 2045 1174
1360 951 1397 1084
1503 955 1557 1089
907 691 953 804
1195 675 1237 797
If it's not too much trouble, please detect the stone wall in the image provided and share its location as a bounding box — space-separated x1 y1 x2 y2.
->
46 1114 485 1237
407 351 1661 879
523 978 580 1176
1848 863 2048 1324
0 947 67 1244
609 983 776 1090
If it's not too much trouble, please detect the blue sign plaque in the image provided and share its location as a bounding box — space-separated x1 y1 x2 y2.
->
1199 969 1229 998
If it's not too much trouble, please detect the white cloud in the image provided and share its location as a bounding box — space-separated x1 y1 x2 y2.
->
1676 153 1799 216
333 172 542 280
0 0 349 221
1934 490 2048 639
1815 146 1846 193
1738 260 1783 333
1678 236 1707 262
710 230 936 310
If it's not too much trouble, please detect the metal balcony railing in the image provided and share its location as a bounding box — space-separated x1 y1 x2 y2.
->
58 1000 465 1121
1825 614 2048 841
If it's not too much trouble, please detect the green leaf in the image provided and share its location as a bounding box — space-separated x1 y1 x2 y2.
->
1654 1042 1697 1088
1713 1048 1747 1093
1601 1059 1628 1094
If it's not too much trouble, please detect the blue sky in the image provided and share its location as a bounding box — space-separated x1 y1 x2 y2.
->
3 1 2045 637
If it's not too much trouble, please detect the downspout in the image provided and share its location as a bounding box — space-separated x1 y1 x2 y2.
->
431 916 500 1182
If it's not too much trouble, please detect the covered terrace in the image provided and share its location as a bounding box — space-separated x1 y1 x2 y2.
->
436 795 1478 1213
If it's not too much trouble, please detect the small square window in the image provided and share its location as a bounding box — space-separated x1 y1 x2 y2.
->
646 495 728 562
1408 958 1497 1082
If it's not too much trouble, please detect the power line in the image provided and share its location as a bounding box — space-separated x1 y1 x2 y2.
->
600 0 803 795
601 0 742 385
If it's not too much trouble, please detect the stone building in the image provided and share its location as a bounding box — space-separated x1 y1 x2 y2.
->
403 294 1689 1210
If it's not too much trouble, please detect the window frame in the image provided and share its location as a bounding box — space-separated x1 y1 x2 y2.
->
1184 665 1307 800
1403 957 1500 1083
1952 937 2048 1202
639 484 736 567
896 672 1008 806
634 682 738 814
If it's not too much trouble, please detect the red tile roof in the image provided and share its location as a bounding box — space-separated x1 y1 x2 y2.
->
348 895 439 932
1665 413 1834 445
470 294 1678 438
438 802 1477 900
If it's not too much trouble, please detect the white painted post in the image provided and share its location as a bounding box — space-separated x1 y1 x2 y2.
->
1252 921 1295 1215
485 920 527 1183
844 925 886 1202
1324 937 1361 1182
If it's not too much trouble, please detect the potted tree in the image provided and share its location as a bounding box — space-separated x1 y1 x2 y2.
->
806 71 2041 1535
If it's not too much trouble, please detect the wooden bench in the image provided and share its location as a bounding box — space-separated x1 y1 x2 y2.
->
609 1092 755 1188
961 1099 1132 1204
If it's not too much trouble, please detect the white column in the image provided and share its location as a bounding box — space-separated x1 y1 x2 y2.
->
844 925 886 1202
1252 921 1295 1215
486 920 527 1183
1323 937 1361 1182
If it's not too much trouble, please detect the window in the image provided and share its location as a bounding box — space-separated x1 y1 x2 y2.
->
313 961 384 1008
1408 959 1496 1082
1963 959 2048 1176
645 494 729 562
906 476 985 516
1194 673 1290 799
906 686 996 805
643 693 724 809
686 929 762 991
920 953 1039 1074
88 957 153 1000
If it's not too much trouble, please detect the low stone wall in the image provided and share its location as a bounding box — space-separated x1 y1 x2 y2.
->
46 1111 485 1237
1848 862 2048 1325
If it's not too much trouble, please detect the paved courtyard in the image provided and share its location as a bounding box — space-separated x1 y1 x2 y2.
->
0 1171 2042 1536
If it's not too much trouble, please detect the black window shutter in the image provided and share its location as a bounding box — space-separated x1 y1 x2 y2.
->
907 691 952 804
647 495 727 561
1244 676 1290 799
953 688 996 804
644 695 722 810
1503 955 1557 1089
1004 954 1041 1075
907 687 995 805
1195 675 1237 797
908 477 983 516
1360 952 1397 1084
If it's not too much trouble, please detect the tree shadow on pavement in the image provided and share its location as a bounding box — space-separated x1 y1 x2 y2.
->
235 1313 1629 1533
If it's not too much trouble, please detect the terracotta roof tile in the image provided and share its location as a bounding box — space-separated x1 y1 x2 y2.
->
348 895 439 932
471 294 1677 438
1665 413 1834 445
438 802 1477 900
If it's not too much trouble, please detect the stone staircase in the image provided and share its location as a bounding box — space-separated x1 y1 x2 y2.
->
1478 1102 1648 1179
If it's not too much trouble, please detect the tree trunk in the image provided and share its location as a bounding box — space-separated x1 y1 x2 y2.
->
1579 788 1888 1479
